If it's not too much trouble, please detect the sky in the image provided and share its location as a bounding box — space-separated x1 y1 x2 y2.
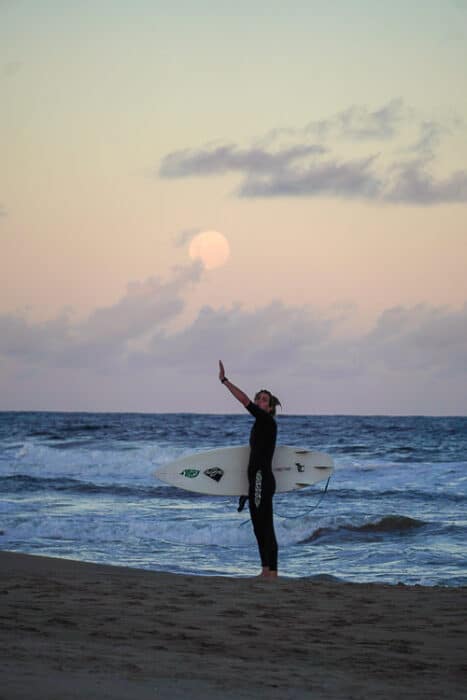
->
1 0 467 414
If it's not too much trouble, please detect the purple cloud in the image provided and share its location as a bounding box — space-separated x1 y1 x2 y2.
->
158 100 467 205
1 264 466 413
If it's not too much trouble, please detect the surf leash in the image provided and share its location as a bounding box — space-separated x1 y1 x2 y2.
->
274 476 332 520
239 475 332 525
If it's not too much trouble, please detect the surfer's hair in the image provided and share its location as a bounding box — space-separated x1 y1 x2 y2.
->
255 389 282 416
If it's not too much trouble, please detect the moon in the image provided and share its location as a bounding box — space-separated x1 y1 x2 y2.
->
188 230 230 270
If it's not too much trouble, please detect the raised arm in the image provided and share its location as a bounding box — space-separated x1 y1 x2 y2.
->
218 361 250 408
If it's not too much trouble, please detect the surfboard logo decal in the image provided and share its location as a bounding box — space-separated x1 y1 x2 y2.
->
204 467 224 482
295 462 305 473
180 469 200 479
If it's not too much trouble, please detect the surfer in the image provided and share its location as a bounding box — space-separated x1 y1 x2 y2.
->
218 361 281 579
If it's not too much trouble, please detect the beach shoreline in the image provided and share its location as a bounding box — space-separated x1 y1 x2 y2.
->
1 550 466 699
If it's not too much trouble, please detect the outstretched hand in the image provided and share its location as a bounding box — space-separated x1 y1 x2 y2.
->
218 361 249 406
218 360 225 382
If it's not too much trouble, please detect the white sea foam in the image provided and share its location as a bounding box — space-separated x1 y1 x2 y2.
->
1 440 187 485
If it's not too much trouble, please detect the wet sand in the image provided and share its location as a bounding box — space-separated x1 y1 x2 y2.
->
1 551 466 699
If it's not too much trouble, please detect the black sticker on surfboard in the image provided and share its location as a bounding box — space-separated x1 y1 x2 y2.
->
295 462 305 473
204 467 224 482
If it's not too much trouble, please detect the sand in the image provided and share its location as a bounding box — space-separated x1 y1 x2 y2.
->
1 551 466 699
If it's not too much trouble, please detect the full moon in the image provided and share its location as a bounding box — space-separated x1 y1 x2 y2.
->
188 230 230 270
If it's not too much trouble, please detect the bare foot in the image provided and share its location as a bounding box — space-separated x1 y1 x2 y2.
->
255 568 278 579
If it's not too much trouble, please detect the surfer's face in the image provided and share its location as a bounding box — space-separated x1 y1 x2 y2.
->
255 391 272 413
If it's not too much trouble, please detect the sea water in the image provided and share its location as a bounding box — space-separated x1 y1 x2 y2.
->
0 411 466 586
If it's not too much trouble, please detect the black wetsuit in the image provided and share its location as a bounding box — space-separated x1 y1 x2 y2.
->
246 401 278 571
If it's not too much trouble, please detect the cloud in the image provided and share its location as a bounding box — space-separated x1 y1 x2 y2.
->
406 120 447 161
160 143 325 178
0 263 202 370
386 163 467 204
0 266 466 413
0 312 71 362
159 100 467 205
129 301 340 376
306 98 406 142
173 227 201 247
260 99 407 147
238 155 382 199
364 303 467 374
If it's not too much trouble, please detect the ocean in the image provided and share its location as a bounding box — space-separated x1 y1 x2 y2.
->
0 411 466 586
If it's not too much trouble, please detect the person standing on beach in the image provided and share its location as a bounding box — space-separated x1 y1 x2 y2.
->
218 361 281 578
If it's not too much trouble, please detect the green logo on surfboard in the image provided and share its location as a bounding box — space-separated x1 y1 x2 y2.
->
180 469 200 479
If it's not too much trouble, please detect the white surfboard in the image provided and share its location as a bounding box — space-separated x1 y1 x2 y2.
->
155 445 333 496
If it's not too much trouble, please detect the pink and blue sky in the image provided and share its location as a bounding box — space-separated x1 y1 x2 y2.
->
1 0 467 414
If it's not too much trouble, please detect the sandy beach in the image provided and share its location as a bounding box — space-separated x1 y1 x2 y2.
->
1 551 466 699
